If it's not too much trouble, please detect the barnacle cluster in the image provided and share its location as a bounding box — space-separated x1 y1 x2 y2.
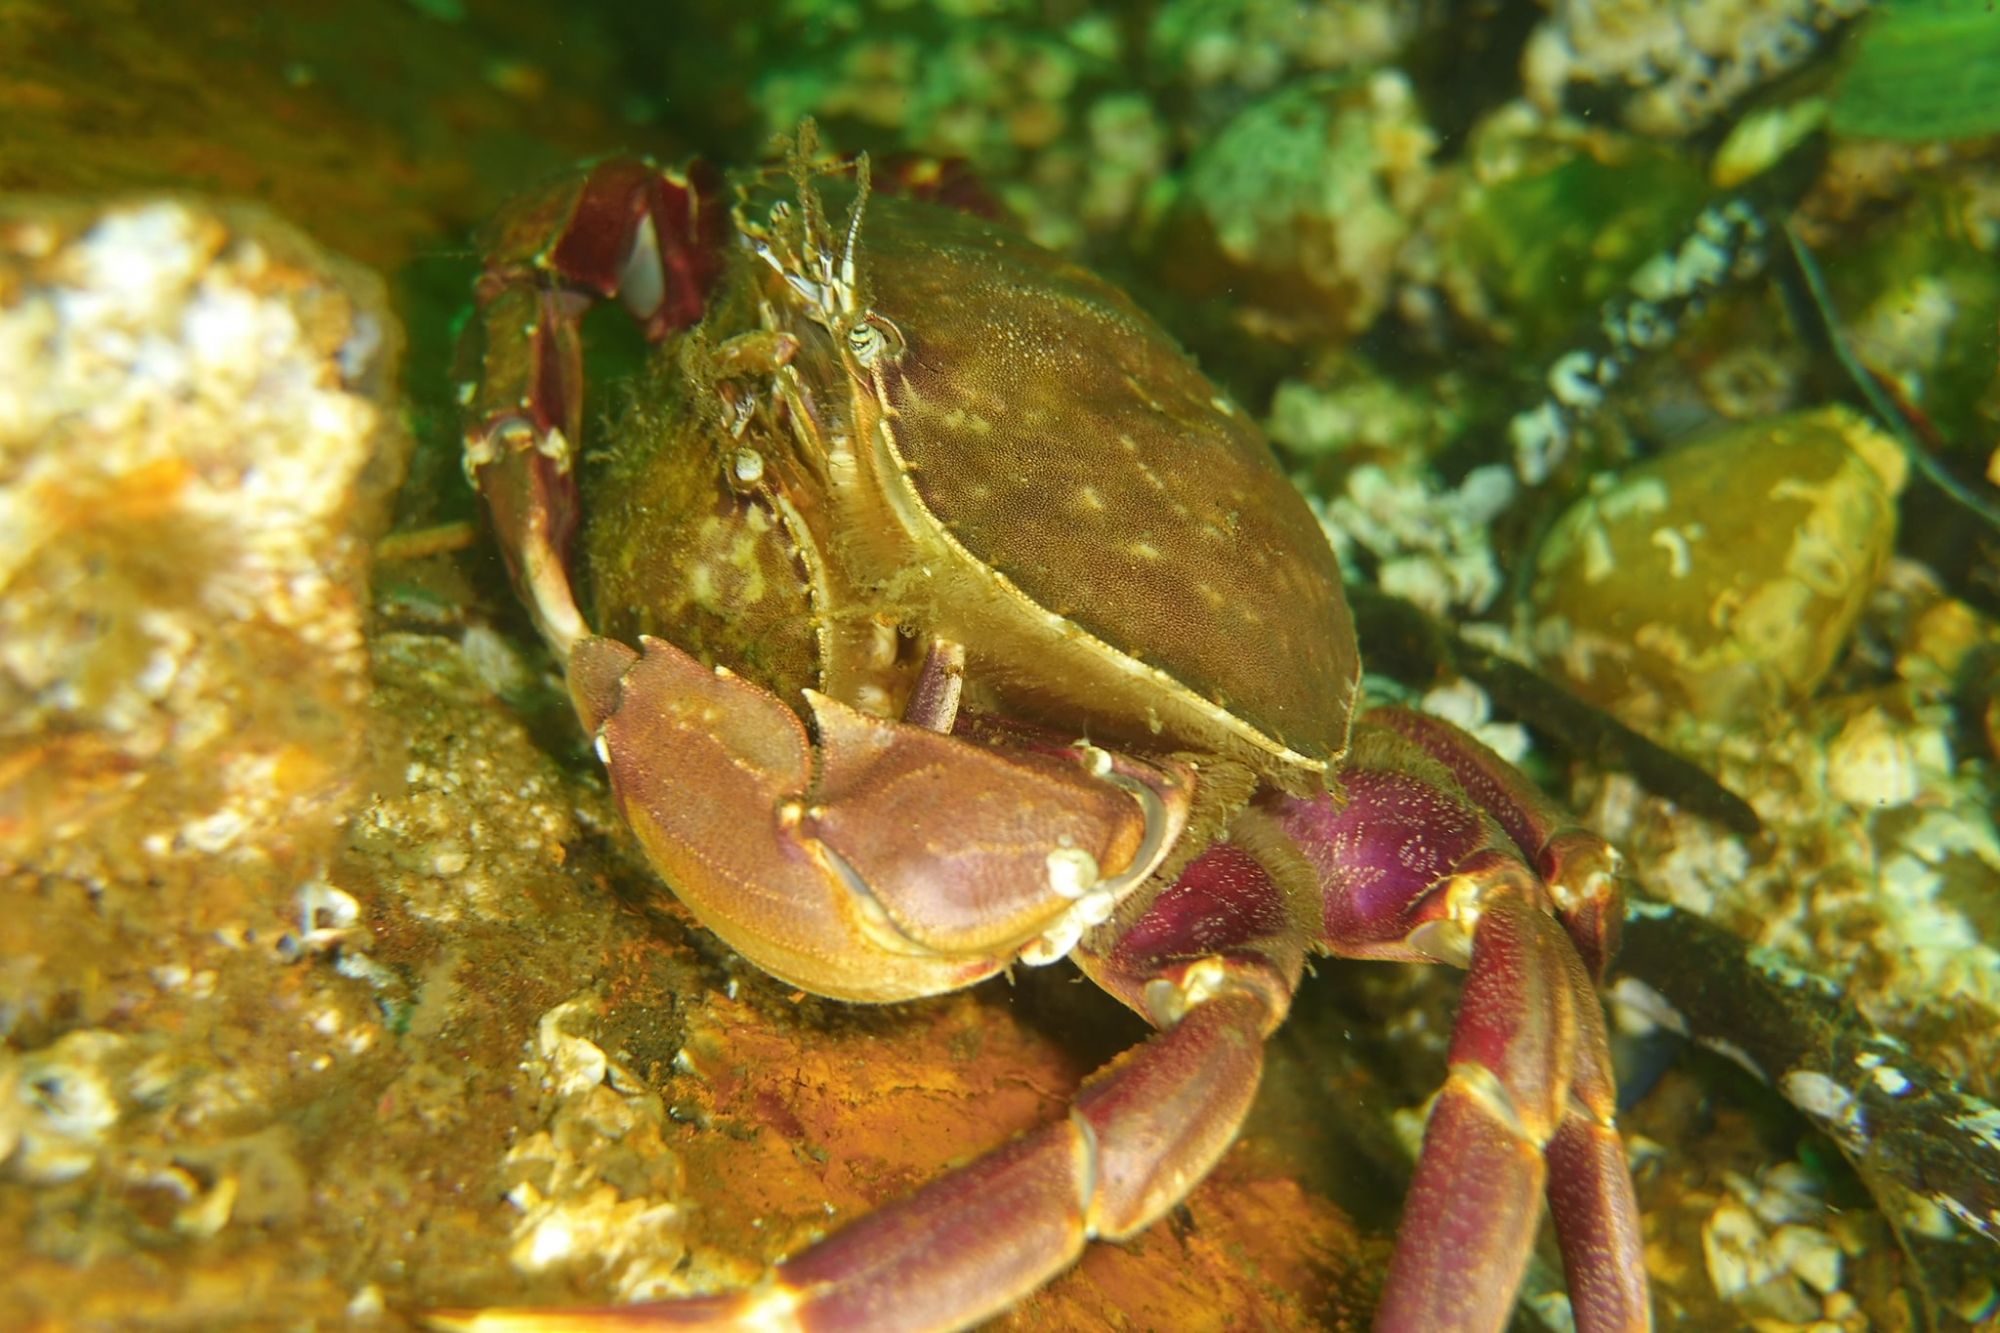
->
1698 1161 1861 1326
496 996 699 1299
1522 0 1872 135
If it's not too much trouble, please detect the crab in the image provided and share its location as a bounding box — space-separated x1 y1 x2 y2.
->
442 128 1650 1333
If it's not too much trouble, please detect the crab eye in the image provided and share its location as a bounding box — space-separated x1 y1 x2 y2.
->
844 312 903 368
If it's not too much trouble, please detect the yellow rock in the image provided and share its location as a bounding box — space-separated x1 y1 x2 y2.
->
1529 406 1905 729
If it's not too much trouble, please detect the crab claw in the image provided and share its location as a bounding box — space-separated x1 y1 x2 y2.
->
570 634 1194 1003
457 157 727 655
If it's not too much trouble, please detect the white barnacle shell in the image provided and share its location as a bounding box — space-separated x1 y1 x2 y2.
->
1824 707 1922 809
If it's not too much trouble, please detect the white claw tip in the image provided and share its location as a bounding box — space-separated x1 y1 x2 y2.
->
1076 887 1117 927
1072 741 1114 777
1045 847 1100 900
1019 917 1084 967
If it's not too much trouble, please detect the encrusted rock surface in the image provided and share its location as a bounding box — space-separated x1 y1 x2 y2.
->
1522 0 1871 136
0 196 408 1322
1 195 407 993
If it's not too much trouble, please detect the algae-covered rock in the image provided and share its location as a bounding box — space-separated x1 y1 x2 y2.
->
0 0 647 272
0 197 408 1322
1417 106 1711 357
0 198 407 899
1147 74 1436 351
1825 192 2000 470
1529 405 1907 730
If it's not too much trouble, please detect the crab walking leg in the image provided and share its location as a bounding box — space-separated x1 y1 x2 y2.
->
1268 727 1648 1333
457 157 727 652
1350 715 1647 1327
1378 889 1652 1333
430 985 1284 1333
900 639 967 733
564 634 1194 1003
1364 706 1627 981
1349 713 1646 1325
1379 889 1565 1332
459 279 591 651
1542 955 1649 1333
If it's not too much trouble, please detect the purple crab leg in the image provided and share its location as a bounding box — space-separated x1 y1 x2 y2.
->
1269 722 1649 1333
456 157 727 651
1366 705 1627 981
1543 1003 1649 1333
430 841 1306 1333
1350 712 1647 1326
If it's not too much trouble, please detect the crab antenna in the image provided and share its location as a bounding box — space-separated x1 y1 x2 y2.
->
839 153 871 307
789 121 829 280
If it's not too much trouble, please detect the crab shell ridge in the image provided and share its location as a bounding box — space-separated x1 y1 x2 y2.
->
783 189 1361 790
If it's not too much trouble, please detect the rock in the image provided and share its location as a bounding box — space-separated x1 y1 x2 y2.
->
0 198 408 1323
1147 74 1436 353
0 198 407 901
1413 105 1710 359
1528 405 1906 730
